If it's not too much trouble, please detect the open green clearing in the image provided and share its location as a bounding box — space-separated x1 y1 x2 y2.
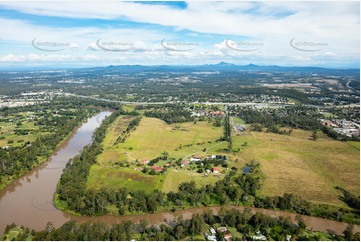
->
231 130 359 206
88 115 359 207
87 165 164 192
0 114 44 147
117 117 223 160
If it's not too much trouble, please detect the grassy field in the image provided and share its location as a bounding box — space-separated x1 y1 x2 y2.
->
87 116 226 193
87 165 164 192
96 115 134 165
0 119 40 147
117 117 223 160
1 228 33 241
88 114 359 207
230 130 359 206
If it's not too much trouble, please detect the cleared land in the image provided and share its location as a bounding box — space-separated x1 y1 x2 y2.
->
117 117 223 160
88 115 359 207
87 116 226 193
0 117 42 147
231 130 360 206
87 165 164 192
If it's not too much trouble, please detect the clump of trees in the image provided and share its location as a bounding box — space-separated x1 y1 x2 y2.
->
114 116 141 145
142 105 194 124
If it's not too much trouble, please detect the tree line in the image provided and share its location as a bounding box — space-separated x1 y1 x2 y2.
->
3 207 359 241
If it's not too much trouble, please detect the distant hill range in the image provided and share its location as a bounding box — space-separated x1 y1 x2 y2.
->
83 62 359 76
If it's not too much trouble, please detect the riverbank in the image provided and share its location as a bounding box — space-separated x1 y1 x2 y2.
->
0 109 98 191
0 112 111 235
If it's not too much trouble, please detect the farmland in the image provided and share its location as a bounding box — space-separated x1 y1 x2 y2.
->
231 130 359 206
0 112 48 148
117 117 224 160
88 114 359 208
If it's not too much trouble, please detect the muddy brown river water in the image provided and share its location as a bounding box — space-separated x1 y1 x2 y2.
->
0 112 359 236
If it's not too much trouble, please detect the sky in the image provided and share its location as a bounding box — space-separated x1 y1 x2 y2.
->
0 1 359 69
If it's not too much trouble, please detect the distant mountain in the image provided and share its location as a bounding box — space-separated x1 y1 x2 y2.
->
77 63 359 76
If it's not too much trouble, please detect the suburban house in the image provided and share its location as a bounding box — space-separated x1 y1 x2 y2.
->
224 234 232 241
190 154 203 162
150 166 163 171
190 157 202 162
181 161 189 167
141 159 150 165
213 167 219 173
217 227 228 233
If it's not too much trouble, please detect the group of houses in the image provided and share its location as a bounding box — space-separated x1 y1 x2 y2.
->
191 110 225 118
135 160 164 172
321 118 360 137
205 227 232 241
134 154 227 174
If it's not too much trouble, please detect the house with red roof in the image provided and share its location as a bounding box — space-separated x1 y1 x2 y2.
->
150 166 163 171
224 234 232 241
141 160 150 165
213 167 219 173
181 161 189 167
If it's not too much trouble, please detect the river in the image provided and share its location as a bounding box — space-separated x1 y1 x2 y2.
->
0 111 359 236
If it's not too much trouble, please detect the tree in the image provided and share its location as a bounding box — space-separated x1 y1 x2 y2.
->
174 225 185 240
203 208 216 225
343 224 354 241
312 131 318 140
161 151 169 160
189 213 205 236
139 219 149 234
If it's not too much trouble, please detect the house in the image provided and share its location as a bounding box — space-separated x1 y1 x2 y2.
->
235 124 245 131
190 154 203 162
205 234 217 241
210 227 216 235
251 235 267 241
224 234 232 241
141 160 150 165
134 167 142 171
217 227 228 233
213 167 219 173
251 233 267 241
206 169 211 173
150 166 162 171
322 119 337 127
190 158 201 162
181 161 189 167
165 163 171 167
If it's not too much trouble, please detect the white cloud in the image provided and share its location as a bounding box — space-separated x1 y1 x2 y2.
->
0 1 358 67
0 53 73 62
